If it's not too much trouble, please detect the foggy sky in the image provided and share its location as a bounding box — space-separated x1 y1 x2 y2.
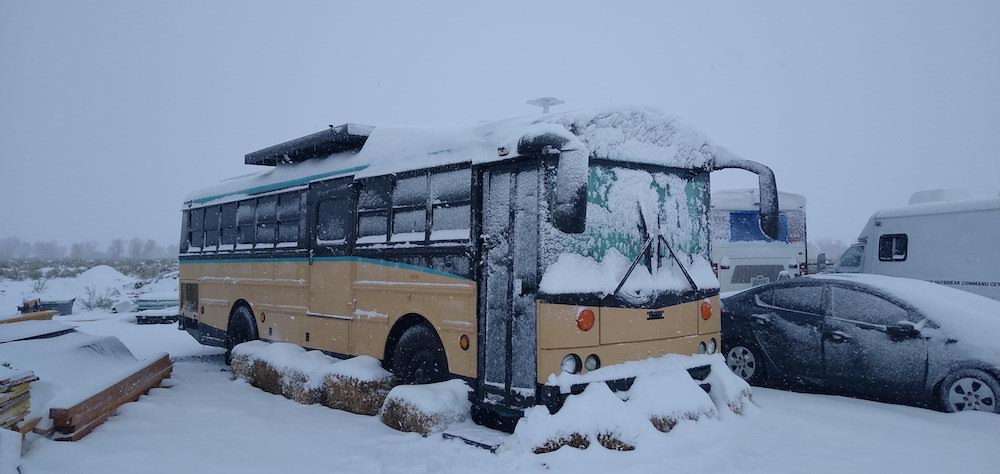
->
2 0 998 248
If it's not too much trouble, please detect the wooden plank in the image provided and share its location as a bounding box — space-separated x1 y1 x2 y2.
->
18 416 42 436
49 355 172 438
0 310 58 324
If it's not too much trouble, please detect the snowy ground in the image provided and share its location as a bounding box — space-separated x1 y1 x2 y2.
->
3 271 999 473
5 314 995 473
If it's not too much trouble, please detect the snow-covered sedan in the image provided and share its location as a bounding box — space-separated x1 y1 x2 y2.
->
721 273 1000 413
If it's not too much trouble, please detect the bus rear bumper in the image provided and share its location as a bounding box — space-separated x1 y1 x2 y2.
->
537 364 712 414
178 315 226 348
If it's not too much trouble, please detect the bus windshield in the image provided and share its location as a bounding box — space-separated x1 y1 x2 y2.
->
539 163 718 300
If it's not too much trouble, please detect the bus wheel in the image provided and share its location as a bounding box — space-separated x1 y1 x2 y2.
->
391 324 448 385
225 305 259 365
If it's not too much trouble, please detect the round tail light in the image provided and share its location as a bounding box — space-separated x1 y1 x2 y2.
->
577 308 596 331
700 301 712 320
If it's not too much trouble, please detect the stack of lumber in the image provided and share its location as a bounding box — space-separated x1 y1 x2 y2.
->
0 365 37 430
0 310 58 325
49 354 172 441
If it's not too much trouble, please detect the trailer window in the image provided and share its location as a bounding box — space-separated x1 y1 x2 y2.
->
878 234 907 262
391 174 427 242
277 192 301 245
430 168 471 240
204 205 220 250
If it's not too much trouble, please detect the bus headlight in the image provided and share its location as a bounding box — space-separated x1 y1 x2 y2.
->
584 354 601 371
707 338 717 354
697 342 707 354
561 354 581 374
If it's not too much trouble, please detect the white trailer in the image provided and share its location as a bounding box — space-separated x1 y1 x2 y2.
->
711 189 807 292
832 196 1000 301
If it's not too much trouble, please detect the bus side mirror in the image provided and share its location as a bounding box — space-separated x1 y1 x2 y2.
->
816 253 827 273
518 132 588 234
710 148 780 240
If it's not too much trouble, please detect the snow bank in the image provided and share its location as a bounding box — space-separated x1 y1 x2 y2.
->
0 427 20 474
513 354 747 453
379 380 471 436
512 383 650 453
627 371 717 432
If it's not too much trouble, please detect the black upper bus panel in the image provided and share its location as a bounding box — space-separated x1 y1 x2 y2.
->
244 123 374 166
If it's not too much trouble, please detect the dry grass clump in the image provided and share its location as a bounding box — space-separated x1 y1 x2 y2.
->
649 410 711 433
532 433 591 454
323 375 396 415
596 432 635 451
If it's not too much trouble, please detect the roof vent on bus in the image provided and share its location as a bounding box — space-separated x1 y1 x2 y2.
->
244 123 374 166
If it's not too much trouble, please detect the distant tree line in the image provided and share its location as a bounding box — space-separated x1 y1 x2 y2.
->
0 236 177 261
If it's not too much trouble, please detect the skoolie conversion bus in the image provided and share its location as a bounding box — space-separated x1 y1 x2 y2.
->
178 107 780 429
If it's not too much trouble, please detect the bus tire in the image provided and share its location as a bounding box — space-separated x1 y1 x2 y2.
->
391 324 448 385
225 304 259 365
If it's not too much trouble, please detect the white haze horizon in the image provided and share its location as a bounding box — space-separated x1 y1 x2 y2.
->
1 0 998 249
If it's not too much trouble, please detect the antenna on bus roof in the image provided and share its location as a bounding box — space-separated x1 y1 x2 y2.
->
526 97 564 114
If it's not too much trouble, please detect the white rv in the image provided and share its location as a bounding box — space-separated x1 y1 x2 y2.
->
711 189 807 292
832 196 1000 301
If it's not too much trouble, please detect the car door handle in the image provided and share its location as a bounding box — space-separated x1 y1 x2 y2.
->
751 314 772 325
826 330 852 343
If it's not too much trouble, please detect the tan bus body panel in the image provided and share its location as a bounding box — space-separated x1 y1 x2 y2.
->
182 260 719 385
180 259 479 379
535 297 720 383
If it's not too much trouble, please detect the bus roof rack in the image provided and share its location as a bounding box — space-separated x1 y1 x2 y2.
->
244 123 374 166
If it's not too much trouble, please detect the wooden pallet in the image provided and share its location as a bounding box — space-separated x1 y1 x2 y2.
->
48 355 173 441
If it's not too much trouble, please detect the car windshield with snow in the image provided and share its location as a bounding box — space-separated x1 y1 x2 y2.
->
177 107 782 429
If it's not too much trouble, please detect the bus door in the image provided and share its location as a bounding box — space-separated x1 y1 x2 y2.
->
304 178 355 355
478 164 540 408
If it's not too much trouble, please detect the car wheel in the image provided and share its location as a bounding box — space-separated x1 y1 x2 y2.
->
225 305 258 365
392 324 448 385
725 341 766 385
938 369 999 414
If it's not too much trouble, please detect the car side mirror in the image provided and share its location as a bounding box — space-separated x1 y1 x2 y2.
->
886 321 921 340
815 253 826 273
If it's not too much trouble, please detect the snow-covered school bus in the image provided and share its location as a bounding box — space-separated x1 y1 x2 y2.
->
177 107 780 429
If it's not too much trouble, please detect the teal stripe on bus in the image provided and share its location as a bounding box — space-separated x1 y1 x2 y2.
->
180 255 469 280
189 164 369 205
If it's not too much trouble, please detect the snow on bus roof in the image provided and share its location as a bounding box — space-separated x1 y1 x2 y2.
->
711 188 806 211
185 106 719 206
872 197 1000 220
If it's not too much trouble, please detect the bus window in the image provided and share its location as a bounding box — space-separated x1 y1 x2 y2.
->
392 174 428 242
189 207 205 250
430 168 471 240
256 196 278 247
204 205 220 251
277 192 301 246
357 177 391 244
220 202 237 249
237 200 255 248
316 199 348 243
